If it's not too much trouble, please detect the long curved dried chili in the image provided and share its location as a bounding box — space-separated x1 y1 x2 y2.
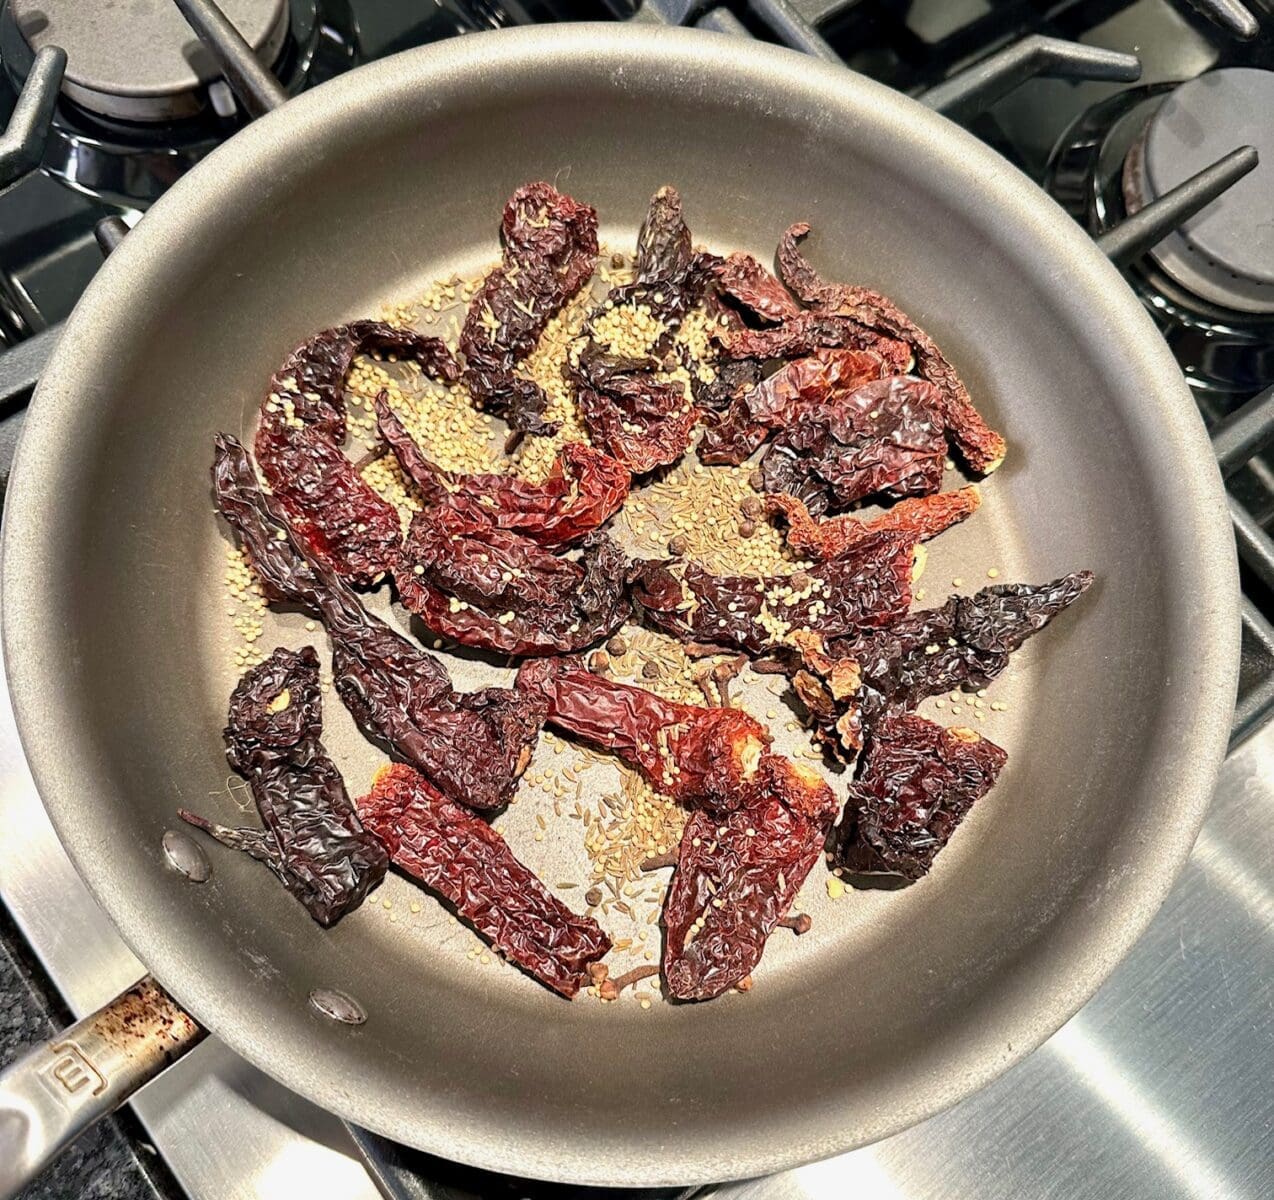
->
459 182 599 435
375 394 629 547
778 223 1006 473
766 486 981 560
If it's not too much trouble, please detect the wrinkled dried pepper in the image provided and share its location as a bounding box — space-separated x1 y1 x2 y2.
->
778 224 1005 473
700 348 889 465
394 505 631 656
766 487 981 560
790 571 1093 761
358 763 610 997
459 182 599 435
254 321 457 586
631 529 918 655
516 659 835 999
711 251 802 324
375 395 629 547
716 310 912 375
180 645 387 926
573 187 706 473
761 375 950 514
835 715 1007 880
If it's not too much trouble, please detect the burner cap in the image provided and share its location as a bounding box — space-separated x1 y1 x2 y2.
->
1126 68 1274 315
11 0 289 122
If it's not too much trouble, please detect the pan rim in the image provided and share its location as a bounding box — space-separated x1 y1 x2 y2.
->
0 22 1240 1187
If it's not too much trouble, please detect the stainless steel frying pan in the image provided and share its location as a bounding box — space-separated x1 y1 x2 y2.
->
0 22 1240 1193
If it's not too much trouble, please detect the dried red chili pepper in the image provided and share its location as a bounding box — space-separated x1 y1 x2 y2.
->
766 486 981 560
761 375 949 515
515 659 835 999
834 715 1007 880
789 571 1094 761
517 657 772 813
375 395 629 547
254 321 458 586
214 435 544 810
394 505 630 656
630 529 919 655
778 224 1006 474
179 645 387 927
699 348 888 465
664 765 829 1000
716 310 912 375
572 187 707 473
358 763 610 997
459 182 599 435
711 251 802 324
574 348 699 474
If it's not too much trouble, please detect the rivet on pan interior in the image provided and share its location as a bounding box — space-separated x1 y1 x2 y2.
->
309 988 366 1026
161 829 211 882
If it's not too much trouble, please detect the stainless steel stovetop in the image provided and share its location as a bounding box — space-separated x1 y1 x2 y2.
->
0 1 1271 1197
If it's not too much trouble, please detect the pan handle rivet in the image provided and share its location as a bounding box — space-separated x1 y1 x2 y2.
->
308 988 366 1026
161 830 211 882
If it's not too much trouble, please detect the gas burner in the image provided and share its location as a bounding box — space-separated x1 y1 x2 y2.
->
7 0 290 121
1046 67 1274 404
0 0 352 207
1124 68 1274 315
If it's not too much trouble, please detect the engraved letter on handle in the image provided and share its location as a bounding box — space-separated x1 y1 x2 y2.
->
0 975 204 1198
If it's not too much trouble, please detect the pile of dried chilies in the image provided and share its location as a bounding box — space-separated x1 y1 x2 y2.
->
184 182 1092 1003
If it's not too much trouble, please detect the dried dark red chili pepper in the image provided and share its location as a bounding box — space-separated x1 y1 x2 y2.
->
254 321 458 586
761 375 949 515
699 348 888 465
574 347 699 474
358 764 610 997
766 486 981 560
572 187 708 473
518 657 773 813
834 715 1007 880
789 571 1094 761
831 570 1095 716
692 357 763 414
664 766 829 1000
375 394 629 547
631 529 919 655
716 310 912 375
214 434 544 810
459 182 599 435
394 505 630 656
711 251 801 324
778 224 1006 474
179 646 387 927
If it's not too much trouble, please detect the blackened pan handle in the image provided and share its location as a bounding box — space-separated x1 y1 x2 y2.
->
0 975 205 1199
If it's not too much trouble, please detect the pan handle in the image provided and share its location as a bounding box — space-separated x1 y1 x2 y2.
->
0 975 205 1199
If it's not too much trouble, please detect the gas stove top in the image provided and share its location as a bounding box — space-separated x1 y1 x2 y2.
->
0 2 1271 1198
